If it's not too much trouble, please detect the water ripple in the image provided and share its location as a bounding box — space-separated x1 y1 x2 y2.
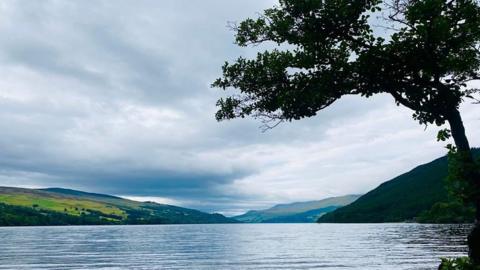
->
0 223 471 270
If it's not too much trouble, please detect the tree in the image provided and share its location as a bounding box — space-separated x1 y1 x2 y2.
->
213 0 480 264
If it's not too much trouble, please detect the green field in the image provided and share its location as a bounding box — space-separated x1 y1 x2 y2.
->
0 193 126 218
0 187 238 226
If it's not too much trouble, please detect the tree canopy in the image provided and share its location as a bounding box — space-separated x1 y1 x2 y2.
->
213 0 480 129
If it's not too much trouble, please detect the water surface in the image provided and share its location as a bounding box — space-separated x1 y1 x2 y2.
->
0 223 471 269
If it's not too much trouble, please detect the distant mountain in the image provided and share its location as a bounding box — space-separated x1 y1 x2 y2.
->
318 149 480 223
0 186 238 226
233 195 361 223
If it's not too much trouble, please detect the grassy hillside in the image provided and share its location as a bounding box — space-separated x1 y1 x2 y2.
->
318 149 479 223
234 195 360 223
0 187 238 226
261 206 340 223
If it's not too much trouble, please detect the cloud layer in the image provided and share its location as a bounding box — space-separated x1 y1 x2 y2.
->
0 0 479 215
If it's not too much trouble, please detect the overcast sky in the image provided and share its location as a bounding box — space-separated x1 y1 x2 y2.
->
0 0 479 215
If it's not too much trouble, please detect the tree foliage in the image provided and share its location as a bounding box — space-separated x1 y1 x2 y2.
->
213 0 480 129
418 200 475 223
446 148 480 202
439 257 480 270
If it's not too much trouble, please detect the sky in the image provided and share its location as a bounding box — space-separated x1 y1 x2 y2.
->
0 0 479 216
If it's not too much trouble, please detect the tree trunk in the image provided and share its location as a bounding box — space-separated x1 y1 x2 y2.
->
447 108 480 265
448 109 472 155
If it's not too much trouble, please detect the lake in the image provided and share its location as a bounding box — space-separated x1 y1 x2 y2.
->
0 223 471 270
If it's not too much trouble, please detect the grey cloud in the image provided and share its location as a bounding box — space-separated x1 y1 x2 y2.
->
0 0 478 214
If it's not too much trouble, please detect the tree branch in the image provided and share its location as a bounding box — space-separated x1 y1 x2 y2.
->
390 91 424 111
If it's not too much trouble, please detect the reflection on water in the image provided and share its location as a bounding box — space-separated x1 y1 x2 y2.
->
0 223 471 270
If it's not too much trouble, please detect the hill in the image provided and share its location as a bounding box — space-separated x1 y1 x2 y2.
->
233 195 361 223
0 187 238 226
318 149 480 223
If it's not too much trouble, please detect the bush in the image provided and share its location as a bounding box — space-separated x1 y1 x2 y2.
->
439 257 480 270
